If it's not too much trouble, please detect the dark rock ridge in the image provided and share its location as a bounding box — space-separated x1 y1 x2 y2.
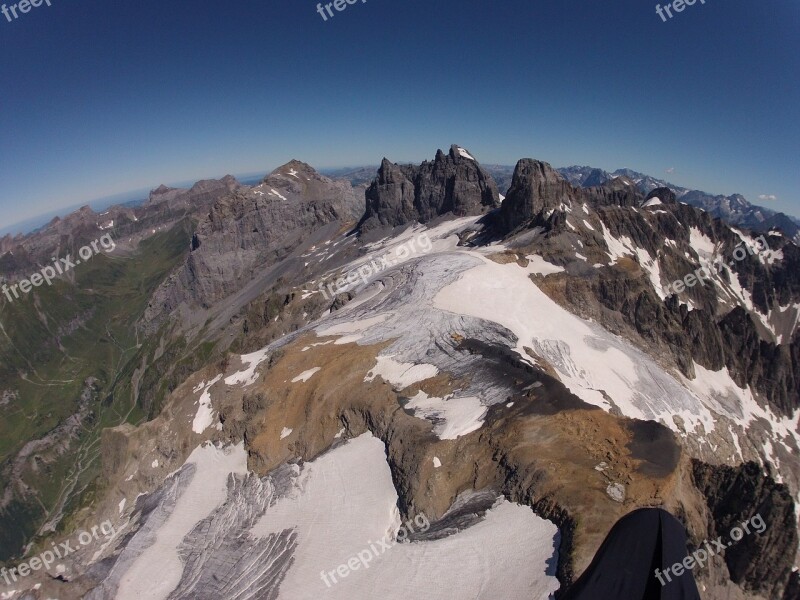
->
644 186 677 205
559 164 800 242
692 460 798 599
496 161 648 233
357 145 500 232
591 165 799 241
584 177 643 208
496 159 579 233
496 162 800 417
589 204 800 416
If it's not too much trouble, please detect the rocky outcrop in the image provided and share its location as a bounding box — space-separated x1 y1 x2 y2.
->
581 168 610 188
583 177 643 209
514 189 800 419
0 176 243 282
692 460 798 599
495 159 577 233
357 145 499 232
644 186 677 205
141 161 363 332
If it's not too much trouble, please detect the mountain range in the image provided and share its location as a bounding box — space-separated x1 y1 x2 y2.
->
327 163 800 244
1 145 798 600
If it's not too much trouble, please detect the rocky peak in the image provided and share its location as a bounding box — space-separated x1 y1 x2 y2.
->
151 184 173 196
357 145 500 233
257 162 360 219
644 187 677 205
142 163 364 330
447 144 475 162
146 184 184 206
495 159 577 233
266 160 319 183
582 168 610 187
189 176 240 194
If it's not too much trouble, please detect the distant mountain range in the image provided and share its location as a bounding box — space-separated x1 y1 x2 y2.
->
325 164 800 243
557 165 800 243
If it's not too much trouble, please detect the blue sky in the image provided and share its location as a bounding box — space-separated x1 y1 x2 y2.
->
1 0 798 234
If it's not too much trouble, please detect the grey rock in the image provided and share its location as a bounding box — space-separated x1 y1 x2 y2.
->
496 159 577 233
357 145 499 232
692 460 798 599
141 161 363 332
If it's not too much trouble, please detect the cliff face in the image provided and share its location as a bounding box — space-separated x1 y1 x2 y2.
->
358 145 499 232
0 176 241 282
692 460 798 599
497 159 579 233
492 160 800 420
141 161 363 332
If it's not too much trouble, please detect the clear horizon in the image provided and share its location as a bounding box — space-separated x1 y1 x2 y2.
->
2 0 798 233
1 148 792 238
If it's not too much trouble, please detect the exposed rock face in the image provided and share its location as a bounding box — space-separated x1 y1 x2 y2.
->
645 186 677 205
506 186 800 419
783 571 800 600
0 176 242 282
581 168 610 188
141 161 363 332
496 159 577 233
5 147 799 600
358 145 499 232
692 460 798 599
183 175 240 207
584 177 643 208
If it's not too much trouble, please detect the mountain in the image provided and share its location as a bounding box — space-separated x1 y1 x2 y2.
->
357 145 500 232
558 166 800 244
142 160 363 335
1 147 798 600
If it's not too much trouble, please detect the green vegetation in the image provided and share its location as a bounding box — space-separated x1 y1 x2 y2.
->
0 220 192 561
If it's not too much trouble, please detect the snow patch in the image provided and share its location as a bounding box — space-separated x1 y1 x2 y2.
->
525 255 565 276
365 356 439 390
192 374 223 434
251 433 559 599
606 483 626 502
291 367 321 383
456 147 475 160
115 444 249 600
224 348 270 387
405 391 487 440
268 188 288 201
